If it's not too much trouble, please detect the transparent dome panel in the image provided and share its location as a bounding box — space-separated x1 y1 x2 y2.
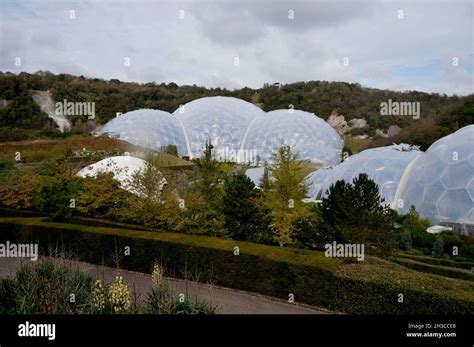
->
242 109 343 165
174 96 265 158
306 144 422 204
100 109 188 156
400 125 474 224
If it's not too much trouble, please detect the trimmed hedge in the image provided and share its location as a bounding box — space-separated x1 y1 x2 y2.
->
397 252 474 270
392 257 474 282
0 217 473 314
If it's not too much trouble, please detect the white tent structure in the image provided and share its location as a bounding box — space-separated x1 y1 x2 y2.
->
77 155 166 195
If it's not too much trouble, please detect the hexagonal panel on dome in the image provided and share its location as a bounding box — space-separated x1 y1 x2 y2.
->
440 160 472 189
436 189 472 223
400 125 474 224
242 109 343 165
468 179 474 201
305 144 422 203
417 161 446 185
100 109 188 155
463 208 474 223
174 96 265 158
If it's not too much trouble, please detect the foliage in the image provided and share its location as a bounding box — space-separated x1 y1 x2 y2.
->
221 172 271 242
108 276 131 313
126 162 166 228
0 75 50 129
372 96 474 150
399 230 413 251
293 202 324 249
144 283 217 314
0 260 93 314
185 140 225 235
0 72 468 146
1 217 473 314
192 140 224 204
432 238 445 256
76 173 131 220
260 145 309 246
31 158 82 220
320 173 397 256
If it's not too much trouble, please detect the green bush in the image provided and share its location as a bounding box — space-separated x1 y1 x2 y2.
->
144 284 217 314
0 217 473 314
0 260 94 314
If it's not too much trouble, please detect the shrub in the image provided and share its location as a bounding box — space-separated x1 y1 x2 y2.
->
144 284 217 314
432 238 445 256
0 260 94 314
31 159 82 220
1 217 473 314
399 230 413 251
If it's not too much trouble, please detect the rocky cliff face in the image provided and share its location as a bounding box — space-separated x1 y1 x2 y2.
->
376 125 401 138
32 90 71 132
327 111 367 135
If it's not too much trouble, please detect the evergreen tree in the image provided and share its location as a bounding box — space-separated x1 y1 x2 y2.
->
320 173 396 256
221 173 270 242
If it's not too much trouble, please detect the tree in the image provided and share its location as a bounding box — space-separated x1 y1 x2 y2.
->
31 158 82 220
184 140 225 235
320 173 396 256
126 162 167 228
193 140 223 204
221 173 271 242
260 145 308 246
293 202 324 248
76 173 130 220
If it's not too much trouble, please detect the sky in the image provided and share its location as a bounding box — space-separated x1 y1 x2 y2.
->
0 0 473 95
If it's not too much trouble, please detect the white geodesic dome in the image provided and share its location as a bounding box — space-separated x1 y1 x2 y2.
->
306 144 422 204
99 109 189 156
97 98 343 165
397 125 474 225
242 109 343 165
174 96 265 158
77 156 154 194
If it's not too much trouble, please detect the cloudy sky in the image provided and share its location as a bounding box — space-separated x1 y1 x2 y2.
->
1 0 473 95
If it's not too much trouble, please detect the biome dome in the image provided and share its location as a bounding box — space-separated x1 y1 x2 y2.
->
99 109 189 156
245 167 266 186
99 97 344 165
77 156 161 194
242 109 343 165
174 96 265 158
306 144 422 204
397 125 474 225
